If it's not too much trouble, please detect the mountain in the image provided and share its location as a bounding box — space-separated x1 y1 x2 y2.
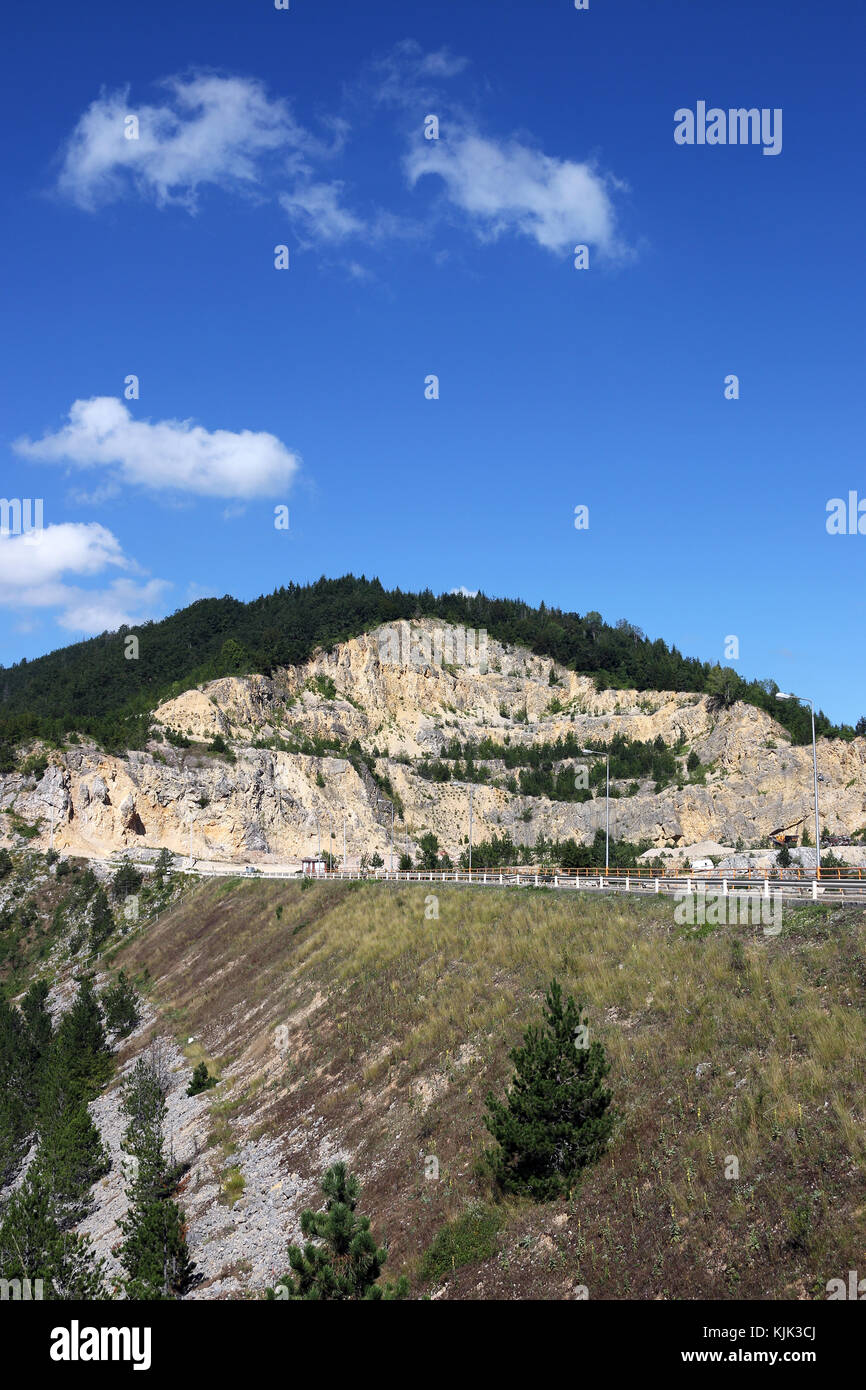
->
2 618 864 864
0 576 857 762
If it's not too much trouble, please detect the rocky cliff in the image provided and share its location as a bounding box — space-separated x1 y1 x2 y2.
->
2 620 864 863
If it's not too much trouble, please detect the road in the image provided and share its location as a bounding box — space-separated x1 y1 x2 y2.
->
170 862 866 904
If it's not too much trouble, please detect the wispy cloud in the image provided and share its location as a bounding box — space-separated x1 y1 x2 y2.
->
370 39 470 109
57 73 325 211
54 53 632 264
278 180 368 244
15 397 301 500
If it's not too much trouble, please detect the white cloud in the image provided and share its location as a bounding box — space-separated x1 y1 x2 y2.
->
57 73 315 211
15 397 300 500
0 522 126 594
278 181 418 252
406 129 626 257
279 181 367 244
0 523 170 634
371 40 469 108
57 578 171 634
449 586 479 598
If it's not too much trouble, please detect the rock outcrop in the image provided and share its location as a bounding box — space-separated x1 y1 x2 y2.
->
1 621 863 863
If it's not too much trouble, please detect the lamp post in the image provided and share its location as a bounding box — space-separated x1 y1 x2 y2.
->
776 692 821 876
580 748 610 874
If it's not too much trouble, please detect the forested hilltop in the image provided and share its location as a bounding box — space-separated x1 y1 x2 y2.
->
0 575 859 756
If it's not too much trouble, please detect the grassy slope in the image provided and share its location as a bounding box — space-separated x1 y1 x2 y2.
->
115 880 866 1300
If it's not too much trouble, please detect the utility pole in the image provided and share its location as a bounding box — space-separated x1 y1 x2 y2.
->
343 813 347 870
468 783 474 873
580 748 610 874
776 692 821 876
376 797 394 872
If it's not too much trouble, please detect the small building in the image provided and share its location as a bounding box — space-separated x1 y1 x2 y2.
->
302 858 327 878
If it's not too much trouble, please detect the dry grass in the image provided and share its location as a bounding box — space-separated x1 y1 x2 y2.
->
116 880 866 1300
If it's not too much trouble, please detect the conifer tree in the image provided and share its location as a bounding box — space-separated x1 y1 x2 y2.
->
19 979 54 1102
267 1161 407 1300
89 887 115 951
0 1004 30 1186
101 970 141 1038
33 1064 109 1229
53 976 112 1098
117 1052 195 1300
0 1167 107 1300
186 1062 217 1096
484 979 613 1200
153 848 174 887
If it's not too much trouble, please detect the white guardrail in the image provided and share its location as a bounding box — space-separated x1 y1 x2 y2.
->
174 864 866 903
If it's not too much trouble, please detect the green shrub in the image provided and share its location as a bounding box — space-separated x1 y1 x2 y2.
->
418 1206 502 1283
187 1062 219 1096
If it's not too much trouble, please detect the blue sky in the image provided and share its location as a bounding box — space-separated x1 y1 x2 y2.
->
1 0 864 722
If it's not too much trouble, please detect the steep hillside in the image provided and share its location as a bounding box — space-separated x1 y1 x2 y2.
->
84 878 866 1299
1 620 864 863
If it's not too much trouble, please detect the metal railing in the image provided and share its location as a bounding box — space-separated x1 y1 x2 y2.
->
170 859 866 902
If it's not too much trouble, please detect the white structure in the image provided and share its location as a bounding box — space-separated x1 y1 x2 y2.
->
302 858 327 878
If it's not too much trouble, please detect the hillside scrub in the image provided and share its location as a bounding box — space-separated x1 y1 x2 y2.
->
114 879 866 1299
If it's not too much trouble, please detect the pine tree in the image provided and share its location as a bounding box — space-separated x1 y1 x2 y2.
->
0 994 31 1184
53 976 112 1098
101 970 141 1038
89 887 115 951
153 847 174 887
484 979 613 1200
117 1053 195 1299
186 1062 217 1096
19 979 54 1104
111 859 143 902
0 1167 107 1299
35 1037 109 1228
267 1162 407 1300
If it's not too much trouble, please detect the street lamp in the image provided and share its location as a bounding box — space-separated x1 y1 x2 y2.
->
580 748 610 874
776 692 821 875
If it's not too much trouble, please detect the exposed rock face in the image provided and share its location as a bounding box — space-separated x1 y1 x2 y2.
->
1 621 864 863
